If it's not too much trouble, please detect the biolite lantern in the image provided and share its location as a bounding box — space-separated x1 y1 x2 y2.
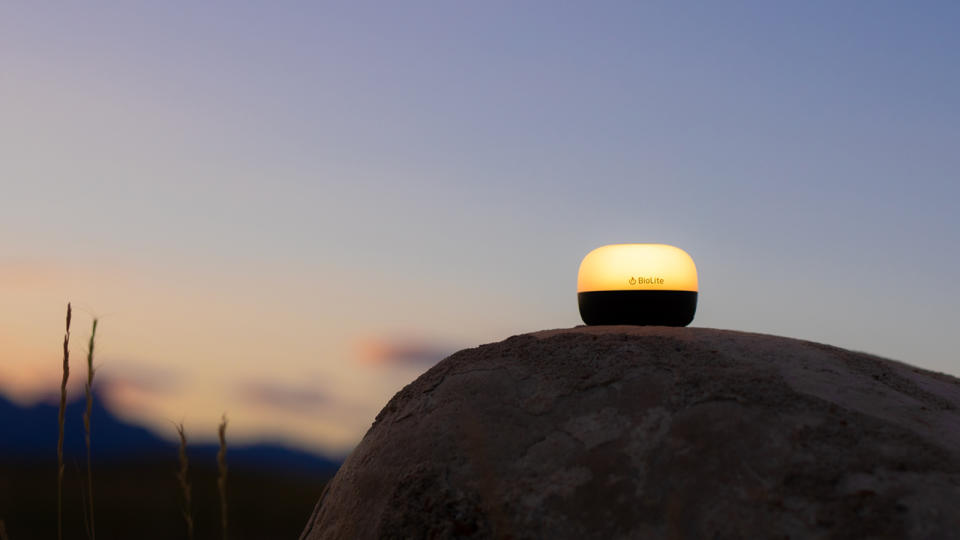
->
577 243 698 326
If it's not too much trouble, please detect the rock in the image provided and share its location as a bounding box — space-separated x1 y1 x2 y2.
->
301 327 960 539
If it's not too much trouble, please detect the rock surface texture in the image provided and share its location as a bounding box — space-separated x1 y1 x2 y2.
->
301 327 960 539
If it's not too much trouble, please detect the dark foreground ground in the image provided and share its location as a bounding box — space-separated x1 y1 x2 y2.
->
0 457 333 540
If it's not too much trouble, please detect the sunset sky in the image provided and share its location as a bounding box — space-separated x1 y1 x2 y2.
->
2 2 958 456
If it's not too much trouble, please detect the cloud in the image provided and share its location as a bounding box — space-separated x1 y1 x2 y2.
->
238 381 328 413
0 361 183 412
95 366 184 412
0 363 66 404
97 368 181 397
354 337 455 367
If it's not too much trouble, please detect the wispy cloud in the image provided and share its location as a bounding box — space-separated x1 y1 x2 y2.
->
237 381 327 413
0 361 182 408
354 337 455 367
98 367 181 399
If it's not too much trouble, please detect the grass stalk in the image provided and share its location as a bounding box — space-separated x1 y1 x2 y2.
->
83 318 98 540
74 461 90 537
217 415 229 540
176 423 195 540
57 303 72 540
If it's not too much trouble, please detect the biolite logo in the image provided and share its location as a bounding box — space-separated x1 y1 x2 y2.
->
628 276 665 286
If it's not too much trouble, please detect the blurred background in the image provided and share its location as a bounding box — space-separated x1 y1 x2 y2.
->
2 2 958 537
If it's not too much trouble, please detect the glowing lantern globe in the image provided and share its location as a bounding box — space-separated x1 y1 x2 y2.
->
577 244 698 326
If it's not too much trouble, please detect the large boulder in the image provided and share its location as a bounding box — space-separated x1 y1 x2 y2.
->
301 327 960 539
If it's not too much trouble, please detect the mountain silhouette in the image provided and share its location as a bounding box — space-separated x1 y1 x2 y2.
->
0 392 341 474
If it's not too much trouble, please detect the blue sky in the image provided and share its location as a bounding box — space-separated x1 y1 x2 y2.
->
2 2 958 454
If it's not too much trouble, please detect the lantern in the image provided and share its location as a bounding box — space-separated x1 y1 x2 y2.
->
577 244 698 326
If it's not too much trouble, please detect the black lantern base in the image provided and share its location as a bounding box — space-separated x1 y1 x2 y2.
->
578 290 698 327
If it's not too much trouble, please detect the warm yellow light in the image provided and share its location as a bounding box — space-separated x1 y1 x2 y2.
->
577 244 699 326
577 244 698 293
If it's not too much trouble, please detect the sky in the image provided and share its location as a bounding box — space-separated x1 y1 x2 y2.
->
2 2 958 456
